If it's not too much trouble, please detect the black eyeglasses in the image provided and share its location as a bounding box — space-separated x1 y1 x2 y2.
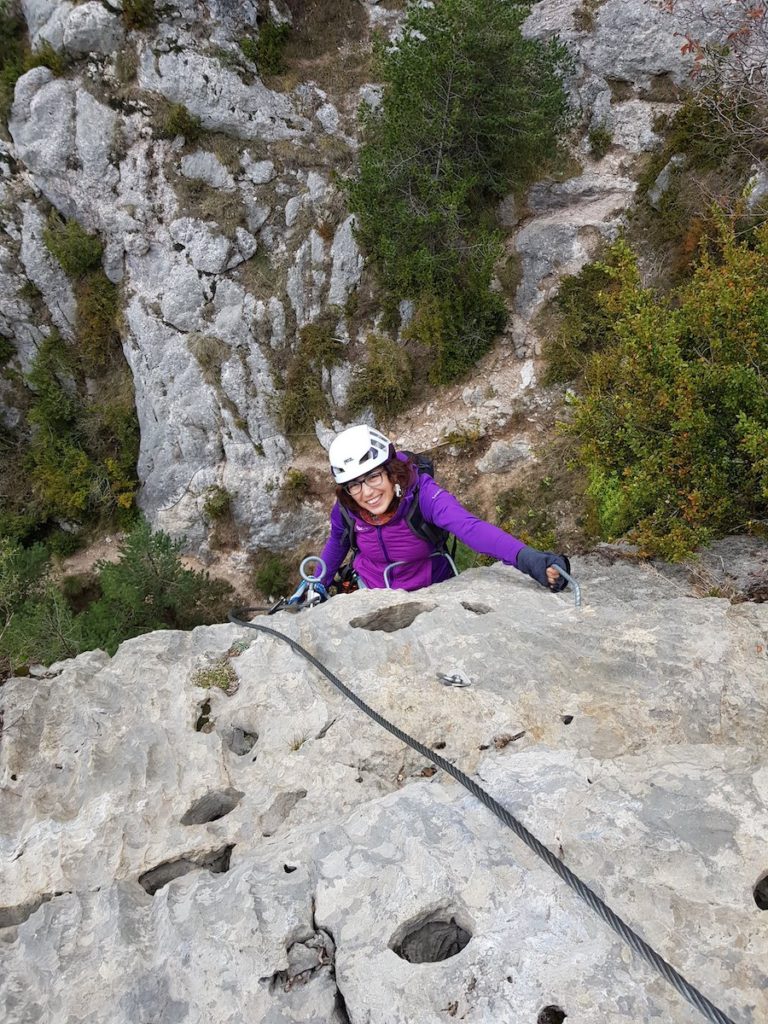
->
344 468 386 496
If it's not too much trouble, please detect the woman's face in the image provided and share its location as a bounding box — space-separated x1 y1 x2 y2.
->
347 468 395 515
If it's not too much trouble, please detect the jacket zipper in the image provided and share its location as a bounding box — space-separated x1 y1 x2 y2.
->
376 526 394 585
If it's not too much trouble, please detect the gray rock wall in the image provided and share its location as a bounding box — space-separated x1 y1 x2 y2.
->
1 557 766 1022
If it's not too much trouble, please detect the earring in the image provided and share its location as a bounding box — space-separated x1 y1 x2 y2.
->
395 483 402 498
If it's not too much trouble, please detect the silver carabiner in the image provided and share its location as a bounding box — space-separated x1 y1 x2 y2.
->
300 555 327 584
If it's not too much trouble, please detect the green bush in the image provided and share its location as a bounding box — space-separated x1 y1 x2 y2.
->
76 271 119 373
44 215 103 278
541 252 621 383
495 489 558 552
0 523 234 675
25 40 68 77
21 219 138 530
0 539 82 676
202 485 232 521
346 0 569 384
157 102 202 142
570 218 768 559
635 99 758 281
8 327 137 540
122 0 156 31
252 550 292 599
241 19 290 76
347 333 413 419
280 317 344 433
78 521 233 654
23 332 139 524
588 123 612 159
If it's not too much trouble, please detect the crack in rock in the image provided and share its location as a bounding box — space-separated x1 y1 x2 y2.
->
0 891 69 930
138 844 235 895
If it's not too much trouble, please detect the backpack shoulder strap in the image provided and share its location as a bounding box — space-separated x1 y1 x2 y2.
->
338 502 358 555
405 477 449 550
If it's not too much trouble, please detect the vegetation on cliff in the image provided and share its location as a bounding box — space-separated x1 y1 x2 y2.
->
346 0 569 383
0 522 233 678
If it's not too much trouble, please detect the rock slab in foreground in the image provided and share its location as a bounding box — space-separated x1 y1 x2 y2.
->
1 556 767 1023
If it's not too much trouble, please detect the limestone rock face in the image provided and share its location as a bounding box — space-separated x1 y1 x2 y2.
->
62 2 125 56
138 48 308 141
1 556 766 1023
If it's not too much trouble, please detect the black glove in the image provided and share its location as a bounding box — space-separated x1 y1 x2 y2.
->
516 546 570 593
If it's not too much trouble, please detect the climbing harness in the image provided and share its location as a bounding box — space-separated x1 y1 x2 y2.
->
229 568 736 1024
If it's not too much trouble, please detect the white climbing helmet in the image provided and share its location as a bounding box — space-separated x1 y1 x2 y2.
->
328 425 393 485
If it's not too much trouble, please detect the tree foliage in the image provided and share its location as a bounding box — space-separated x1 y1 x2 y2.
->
2 215 138 544
569 217 768 559
346 0 569 383
347 333 412 419
0 522 233 676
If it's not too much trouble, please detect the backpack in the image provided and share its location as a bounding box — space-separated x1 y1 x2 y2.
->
337 451 456 558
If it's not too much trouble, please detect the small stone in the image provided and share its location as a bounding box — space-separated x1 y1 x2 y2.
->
316 102 340 134
240 155 276 185
285 195 303 228
476 439 534 474
327 216 363 306
180 151 235 190
62 2 124 55
168 217 232 274
647 154 686 210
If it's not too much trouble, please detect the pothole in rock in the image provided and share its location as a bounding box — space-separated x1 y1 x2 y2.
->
350 601 436 633
180 788 244 825
261 789 307 837
537 1007 567 1024
753 872 768 909
536 1007 569 1024
390 911 472 963
228 726 258 755
195 699 213 732
138 844 234 895
461 600 492 615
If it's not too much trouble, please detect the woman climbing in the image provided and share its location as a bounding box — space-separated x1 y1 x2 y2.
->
311 424 569 594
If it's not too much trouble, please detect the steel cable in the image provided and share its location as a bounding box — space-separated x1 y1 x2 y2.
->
229 608 738 1024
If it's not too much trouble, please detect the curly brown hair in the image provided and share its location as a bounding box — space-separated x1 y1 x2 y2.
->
336 455 416 514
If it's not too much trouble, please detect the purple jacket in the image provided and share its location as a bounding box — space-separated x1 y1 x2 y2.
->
319 454 526 591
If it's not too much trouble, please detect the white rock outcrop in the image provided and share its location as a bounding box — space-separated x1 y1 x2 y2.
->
138 48 309 141
1 556 767 1022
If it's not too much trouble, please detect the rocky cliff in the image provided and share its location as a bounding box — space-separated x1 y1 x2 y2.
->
0 0 750 558
1 551 767 1022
